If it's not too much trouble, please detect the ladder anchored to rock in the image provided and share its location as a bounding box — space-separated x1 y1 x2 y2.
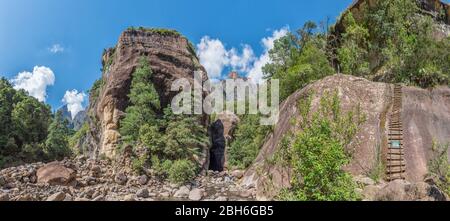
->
386 85 406 181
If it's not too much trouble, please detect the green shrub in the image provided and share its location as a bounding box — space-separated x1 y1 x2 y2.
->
428 141 449 195
334 0 450 87
276 91 365 201
168 159 197 185
228 114 270 169
127 27 182 37
150 156 172 178
337 12 370 76
132 154 149 175
89 78 104 102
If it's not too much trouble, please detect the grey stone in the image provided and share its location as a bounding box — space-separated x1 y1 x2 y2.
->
174 186 190 198
136 188 149 198
46 192 66 201
189 188 204 201
115 173 128 185
138 175 148 185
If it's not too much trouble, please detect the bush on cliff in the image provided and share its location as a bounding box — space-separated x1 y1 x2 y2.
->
276 91 365 201
336 0 450 87
119 57 209 183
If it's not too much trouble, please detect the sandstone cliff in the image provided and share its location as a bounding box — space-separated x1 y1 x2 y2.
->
85 28 208 159
242 74 450 199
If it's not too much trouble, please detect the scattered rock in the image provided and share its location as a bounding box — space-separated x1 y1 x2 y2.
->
239 190 252 198
231 170 244 179
90 165 102 177
0 193 9 201
216 196 228 201
354 176 376 186
136 188 149 198
115 172 128 185
124 194 136 201
362 185 380 201
160 192 170 198
138 175 148 185
174 186 190 198
14 194 35 201
375 180 410 201
189 188 204 201
64 194 73 201
92 196 105 201
46 192 66 201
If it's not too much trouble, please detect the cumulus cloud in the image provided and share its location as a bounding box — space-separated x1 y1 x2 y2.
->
49 44 65 54
197 27 289 83
11 66 55 102
228 45 255 73
248 27 289 83
197 36 229 79
197 37 256 80
62 90 86 119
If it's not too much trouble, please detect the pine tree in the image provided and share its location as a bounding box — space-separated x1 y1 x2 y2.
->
120 57 160 143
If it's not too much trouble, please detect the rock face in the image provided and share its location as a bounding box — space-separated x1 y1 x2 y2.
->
216 111 240 143
37 162 76 186
86 28 208 159
242 74 450 200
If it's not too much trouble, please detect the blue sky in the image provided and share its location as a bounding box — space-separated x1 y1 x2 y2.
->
1 0 357 113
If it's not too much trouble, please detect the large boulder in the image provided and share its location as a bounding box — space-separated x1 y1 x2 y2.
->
36 162 76 186
84 28 209 159
242 74 450 200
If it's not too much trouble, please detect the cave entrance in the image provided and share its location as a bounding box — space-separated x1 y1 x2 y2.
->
209 120 226 172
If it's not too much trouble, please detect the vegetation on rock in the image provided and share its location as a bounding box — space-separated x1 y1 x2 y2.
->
335 0 450 87
428 141 450 196
119 57 209 184
127 27 182 37
276 91 365 201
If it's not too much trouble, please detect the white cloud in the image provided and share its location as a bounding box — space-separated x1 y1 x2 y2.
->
197 27 289 83
11 66 55 102
62 90 86 119
197 37 256 80
49 44 64 54
197 36 229 79
228 44 255 73
248 27 289 83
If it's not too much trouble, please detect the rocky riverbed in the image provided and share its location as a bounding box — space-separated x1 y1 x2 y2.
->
0 157 255 201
